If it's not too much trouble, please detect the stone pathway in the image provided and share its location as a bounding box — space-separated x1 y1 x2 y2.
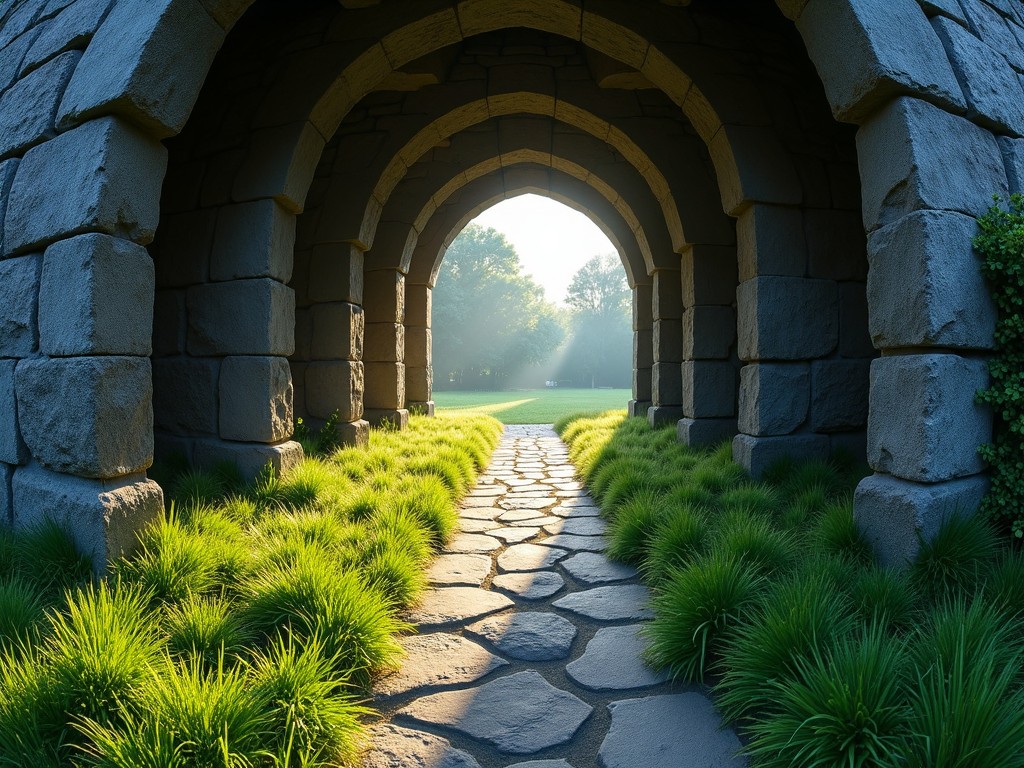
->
363 425 746 768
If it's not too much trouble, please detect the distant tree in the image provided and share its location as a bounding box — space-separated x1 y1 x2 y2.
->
558 254 632 388
432 224 564 389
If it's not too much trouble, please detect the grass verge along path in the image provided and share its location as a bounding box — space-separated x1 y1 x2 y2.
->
435 387 631 424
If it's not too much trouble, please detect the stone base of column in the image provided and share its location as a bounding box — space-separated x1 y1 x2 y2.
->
365 408 410 430
732 433 829 479
854 472 988 567
194 438 304 481
335 419 369 447
628 400 652 418
648 405 684 428
408 401 435 417
677 418 736 448
12 462 163 574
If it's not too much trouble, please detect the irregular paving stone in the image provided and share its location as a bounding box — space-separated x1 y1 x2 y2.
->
398 670 592 755
506 762 575 768
553 585 654 621
374 634 508 698
486 526 540 544
554 497 595 506
459 518 498 533
566 625 669 691
499 509 546 522
460 507 503 520
599 694 746 767
537 534 606 552
491 571 566 600
448 533 502 554
427 554 492 586
406 588 513 628
544 518 607 536
512 515 561 527
498 543 568 572
463 497 502 509
465 612 577 661
551 505 601 518
500 497 553 510
561 552 639 584
363 724 482 768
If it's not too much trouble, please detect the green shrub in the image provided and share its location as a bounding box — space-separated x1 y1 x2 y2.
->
0 577 46 652
642 506 708 585
911 512 999 601
605 489 667 564
851 566 919 631
812 498 873 564
163 594 250 667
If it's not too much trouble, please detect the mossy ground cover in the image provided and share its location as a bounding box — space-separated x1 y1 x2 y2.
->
557 410 1024 768
0 413 502 767
434 387 631 423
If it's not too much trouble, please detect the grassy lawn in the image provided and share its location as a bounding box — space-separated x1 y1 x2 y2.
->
434 387 631 424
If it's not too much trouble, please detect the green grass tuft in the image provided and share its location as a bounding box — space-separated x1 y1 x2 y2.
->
911 513 1000 600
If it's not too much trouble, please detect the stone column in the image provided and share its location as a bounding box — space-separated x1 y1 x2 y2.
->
405 282 434 416
678 245 739 448
648 269 684 427
363 267 408 429
629 282 653 418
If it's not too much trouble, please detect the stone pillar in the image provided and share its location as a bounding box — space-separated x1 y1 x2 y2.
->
677 245 738 448
647 269 684 427
629 282 653 418
405 282 434 416
363 267 408 429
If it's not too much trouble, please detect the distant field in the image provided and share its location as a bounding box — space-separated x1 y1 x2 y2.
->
433 388 631 424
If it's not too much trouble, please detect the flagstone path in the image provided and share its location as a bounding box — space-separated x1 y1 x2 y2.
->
363 425 747 768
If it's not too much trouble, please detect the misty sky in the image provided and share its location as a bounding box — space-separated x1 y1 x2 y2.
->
468 194 618 306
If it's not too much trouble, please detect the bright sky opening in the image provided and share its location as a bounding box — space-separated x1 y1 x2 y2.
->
469 194 618 306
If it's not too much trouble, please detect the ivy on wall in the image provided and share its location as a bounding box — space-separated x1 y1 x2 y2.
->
974 194 1024 539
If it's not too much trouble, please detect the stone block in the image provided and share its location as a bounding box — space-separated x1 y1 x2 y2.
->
0 31 35 97
0 462 11 526
652 270 682 320
4 116 167 255
152 357 218 436
0 50 80 160
406 365 432 402
56 0 223 137
187 278 294 356
854 472 988 566
305 360 363 422
632 283 652 330
733 433 830 479
856 97 1006 232
364 269 405 324
405 326 431 368
408 400 435 417
406 284 432 325
932 16 1024 135
364 361 405 410
16 356 152 479
0 361 27 465
633 330 653 369
364 322 405 363
652 319 682 363
152 208 215 288
39 233 154 356
219 356 292 444
366 408 410 429
682 361 736 419
648 405 684 428
736 204 805 282
12 462 163 574
810 359 870 432
633 368 652 402
737 277 838 361
738 363 809 436
0 254 40 356
308 243 364 304
868 354 990 482
651 361 682 405
867 210 995 350
804 209 868 281
210 199 295 283
628 400 651 418
838 282 874 358
23 0 112 74
998 136 1024 193
0 157 18 256
310 302 363 361
193 438 303 482
797 0 966 122
677 417 737 448
293 308 312 361
682 306 735 360
680 245 737 307
152 289 185 357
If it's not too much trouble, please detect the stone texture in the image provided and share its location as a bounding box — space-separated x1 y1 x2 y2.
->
543 517 606 536
448 533 502 554
737 277 838 361
867 210 995 350
363 724 482 768
398 670 592 755
498 543 569 572
187 279 294 356
0 254 40 356
210 199 294 282
427 553 492 586
0 158 18 256
152 357 218 435
310 302 363 361
4 116 166 255
682 306 736 360
486 526 539 544
736 204 805 281
854 472 989 567
39 233 154 356
561 552 638 584
0 50 80 160
0 462 11 526
465 611 577 661
218 356 293 443
491 570 565 600
677 417 738 448
405 587 513 628
738 363 809 436
733 433 831 479
867 354 990 483
566 625 669 690
374 633 507 698
682 361 736 419
553 585 654 621
599 694 746 768
193 438 303 481
16 356 152 478
810 359 870 432
681 245 737 307
0 361 27 465
551 504 601 517
304 361 363 422
23 0 112 74
537 534 606 552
